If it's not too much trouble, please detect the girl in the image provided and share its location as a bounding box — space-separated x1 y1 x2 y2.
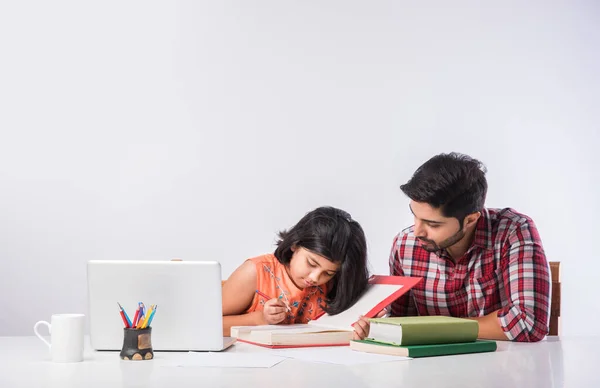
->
222 206 371 339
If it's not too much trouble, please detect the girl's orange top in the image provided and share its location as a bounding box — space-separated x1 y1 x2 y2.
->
245 253 328 324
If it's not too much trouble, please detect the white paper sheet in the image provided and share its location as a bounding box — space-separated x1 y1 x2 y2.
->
165 351 287 368
270 346 411 365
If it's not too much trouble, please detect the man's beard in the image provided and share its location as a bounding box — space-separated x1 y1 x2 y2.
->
418 228 465 253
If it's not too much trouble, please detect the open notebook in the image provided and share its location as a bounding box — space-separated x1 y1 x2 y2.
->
231 275 422 348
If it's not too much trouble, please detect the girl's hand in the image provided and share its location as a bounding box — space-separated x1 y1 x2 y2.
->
261 298 288 324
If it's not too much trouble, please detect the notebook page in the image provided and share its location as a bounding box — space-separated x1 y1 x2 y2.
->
233 324 308 332
310 283 403 330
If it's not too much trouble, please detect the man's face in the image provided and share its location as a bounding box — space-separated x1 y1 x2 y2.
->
409 201 464 252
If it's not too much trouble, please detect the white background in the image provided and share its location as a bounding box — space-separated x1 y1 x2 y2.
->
1 1 598 336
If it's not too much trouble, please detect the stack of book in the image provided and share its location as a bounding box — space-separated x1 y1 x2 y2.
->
350 316 497 358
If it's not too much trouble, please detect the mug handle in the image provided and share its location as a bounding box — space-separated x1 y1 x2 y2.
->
33 321 52 349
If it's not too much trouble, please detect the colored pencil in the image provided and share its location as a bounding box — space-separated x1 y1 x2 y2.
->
132 305 140 327
255 290 291 312
141 305 154 328
145 305 158 328
117 302 131 328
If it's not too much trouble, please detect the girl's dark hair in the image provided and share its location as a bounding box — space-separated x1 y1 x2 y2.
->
274 206 369 315
400 152 488 226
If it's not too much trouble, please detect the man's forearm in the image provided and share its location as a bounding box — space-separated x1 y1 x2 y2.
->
467 310 509 341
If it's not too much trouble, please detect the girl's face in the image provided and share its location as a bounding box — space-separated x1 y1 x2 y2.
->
287 246 340 289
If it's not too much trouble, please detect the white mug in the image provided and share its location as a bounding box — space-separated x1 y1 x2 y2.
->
33 313 85 363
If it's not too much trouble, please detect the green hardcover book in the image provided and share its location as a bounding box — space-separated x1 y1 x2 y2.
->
368 316 479 346
350 339 497 358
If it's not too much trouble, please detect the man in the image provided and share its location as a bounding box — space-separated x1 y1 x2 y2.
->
389 153 550 342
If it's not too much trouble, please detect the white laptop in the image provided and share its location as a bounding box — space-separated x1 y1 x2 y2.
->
87 260 236 351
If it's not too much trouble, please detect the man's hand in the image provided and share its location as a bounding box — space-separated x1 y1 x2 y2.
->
352 308 388 340
261 299 288 324
352 316 370 340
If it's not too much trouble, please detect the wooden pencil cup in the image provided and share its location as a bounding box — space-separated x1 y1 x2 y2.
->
120 327 153 361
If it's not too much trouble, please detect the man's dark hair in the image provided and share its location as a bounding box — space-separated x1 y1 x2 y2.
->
400 153 488 225
274 206 369 315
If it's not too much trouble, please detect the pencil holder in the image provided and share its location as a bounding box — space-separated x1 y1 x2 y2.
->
120 327 153 360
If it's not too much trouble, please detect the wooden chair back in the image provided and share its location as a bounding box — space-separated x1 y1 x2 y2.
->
549 261 561 336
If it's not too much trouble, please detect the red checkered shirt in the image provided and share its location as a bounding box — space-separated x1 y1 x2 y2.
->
389 208 551 342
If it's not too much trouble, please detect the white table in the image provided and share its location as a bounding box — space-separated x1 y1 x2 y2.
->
0 336 597 388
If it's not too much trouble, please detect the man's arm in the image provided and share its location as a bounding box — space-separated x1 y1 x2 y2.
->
467 310 508 340
494 222 551 342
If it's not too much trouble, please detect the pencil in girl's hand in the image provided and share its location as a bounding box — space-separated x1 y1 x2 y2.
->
255 290 272 300
255 290 291 312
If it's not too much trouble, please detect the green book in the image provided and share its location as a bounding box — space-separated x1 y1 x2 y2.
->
368 316 479 346
350 339 497 358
